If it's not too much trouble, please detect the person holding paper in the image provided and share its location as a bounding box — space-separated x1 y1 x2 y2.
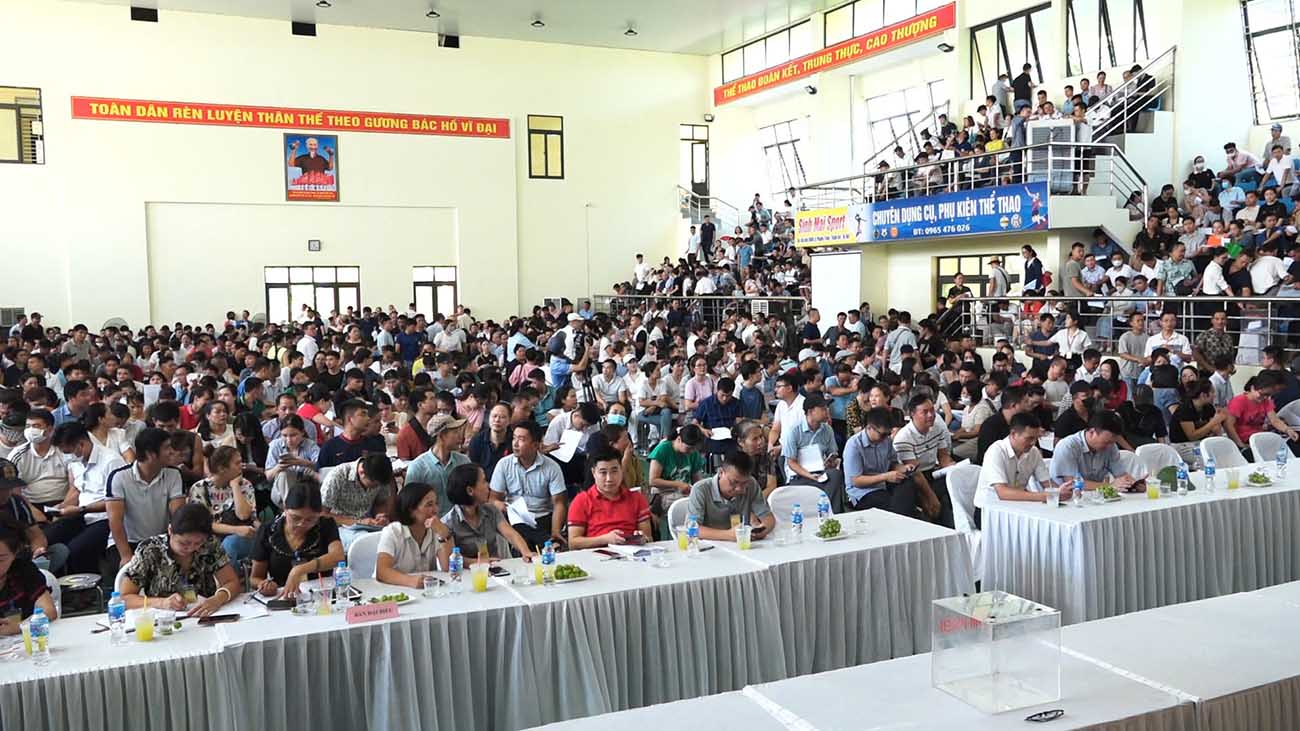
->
781 394 845 511
120 503 241 618
692 377 741 455
687 450 775 541
566 446 652 549
892 394 954 528
542 402 600 491
490 421 568 549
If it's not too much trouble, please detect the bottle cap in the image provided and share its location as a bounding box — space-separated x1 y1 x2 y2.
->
338 562 347 569
33 608 44 616
110 591 121 598
452 546 461 553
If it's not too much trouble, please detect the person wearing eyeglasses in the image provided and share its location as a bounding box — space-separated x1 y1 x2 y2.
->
250 485 345 599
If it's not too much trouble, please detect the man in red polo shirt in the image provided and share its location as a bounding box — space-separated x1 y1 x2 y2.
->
567 446 652 549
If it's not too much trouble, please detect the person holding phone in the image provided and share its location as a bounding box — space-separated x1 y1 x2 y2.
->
566 447 652 549
686 450 774 541
843 407 919 516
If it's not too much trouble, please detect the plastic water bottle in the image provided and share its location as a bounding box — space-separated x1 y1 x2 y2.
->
1072 475 1084 507
333 561 352 602
686 514 701 556
1176 463 1189 497
541 541 557 584
791 503 804 543
448 548 464 594
107 591 128 646
29 607 50 665
816 493 831 522
1278 445 1290 480
1204 455 1217 493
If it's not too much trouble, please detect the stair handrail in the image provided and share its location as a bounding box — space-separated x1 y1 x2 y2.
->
676 185 743 227
1085 46 1176 142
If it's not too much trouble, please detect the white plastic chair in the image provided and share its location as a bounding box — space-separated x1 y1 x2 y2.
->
1135 443 1181 478
946 463 983 583
346 531 383 579
1115 449 1146 480
1199 436 1248 469
766 484 831 525
1278 400 1300 428
41 569 60 619
1250 432 1287 465
666 497 691 537
114 564 129 594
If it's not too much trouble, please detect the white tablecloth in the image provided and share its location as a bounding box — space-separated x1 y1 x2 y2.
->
524 690 788 730
1061 590 1300 731
0 615 234 731
746 651 1195 731
718 509 975 674
983 470 1300 623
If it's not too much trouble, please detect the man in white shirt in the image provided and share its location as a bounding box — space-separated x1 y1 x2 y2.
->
633 254 650 288
845 309 868 339
767 373 805 455
296 323 320 363
1261 144 1297 198
686 225 701 261
1252 241 1293 295
973 414 1068 524
434 323 467 354
1200 247 1234 296
885 313 918 373
694 270 717 295
590 360 628 411
1144 311 1194 367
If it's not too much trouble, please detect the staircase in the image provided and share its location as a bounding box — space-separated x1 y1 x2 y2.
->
1086 46 1177 205
677 186 741 232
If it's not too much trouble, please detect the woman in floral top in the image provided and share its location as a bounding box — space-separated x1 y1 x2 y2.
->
188 446 258 565
120 503 240 618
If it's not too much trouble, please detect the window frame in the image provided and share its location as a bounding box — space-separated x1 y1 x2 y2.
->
1241 0 1300 122
1065 0 1150 77
720 20 814 84
759 118 809 203
967 4 1052 100
412 266 458 319
0 86 43 165
934 253 1021 303
264 265 360 324
527 114 565 180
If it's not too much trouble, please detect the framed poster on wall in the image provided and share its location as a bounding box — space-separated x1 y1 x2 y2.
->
284 132 339 201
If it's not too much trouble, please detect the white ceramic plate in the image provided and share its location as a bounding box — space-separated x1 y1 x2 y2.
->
812 533 849 542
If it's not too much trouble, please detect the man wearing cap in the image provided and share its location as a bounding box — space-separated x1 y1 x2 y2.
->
320 452 396 552
405 413 470 509
1262 123 1292 162
687 450 775 541
781 393 845 510
0 457 67 574
987 256 1010 298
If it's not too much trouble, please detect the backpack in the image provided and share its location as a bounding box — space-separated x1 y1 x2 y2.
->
546 330 568 358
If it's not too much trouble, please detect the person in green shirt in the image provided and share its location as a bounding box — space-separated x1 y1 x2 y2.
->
646 424 705 532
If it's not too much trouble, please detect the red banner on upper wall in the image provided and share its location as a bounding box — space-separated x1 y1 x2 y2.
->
70 96 511 138
713 3 957 106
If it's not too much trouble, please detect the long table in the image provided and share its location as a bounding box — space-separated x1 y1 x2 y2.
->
982 466 1300 624
1 508 973 731
532 582 1300 731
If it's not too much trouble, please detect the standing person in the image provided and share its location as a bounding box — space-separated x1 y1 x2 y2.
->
1021 245 1044 292
987 256 1010 298
1012 64 1035 104
699 215 716 262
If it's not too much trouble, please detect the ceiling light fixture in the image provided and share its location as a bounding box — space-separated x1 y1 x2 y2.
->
426 9 440 18
937 42 954 52
315 0 331 7
531 18 546 28
624 27 638 37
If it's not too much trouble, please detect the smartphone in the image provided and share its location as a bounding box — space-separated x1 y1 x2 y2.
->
594 549 621 558
488 565 510 577
266 599 296 611
198 614 240 625
624 534 647 545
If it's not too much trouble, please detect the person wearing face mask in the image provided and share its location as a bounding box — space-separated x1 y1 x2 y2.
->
47 422 125 574
0 411 26 460
6 410 71 513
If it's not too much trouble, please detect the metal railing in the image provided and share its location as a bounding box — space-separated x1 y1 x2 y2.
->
677 186 742 233
1085 46 1176 142
956 294 1300 361
799 141 1149 221
859 103 953 178
592 293 809 350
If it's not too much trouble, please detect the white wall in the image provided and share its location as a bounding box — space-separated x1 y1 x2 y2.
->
0 0 708 327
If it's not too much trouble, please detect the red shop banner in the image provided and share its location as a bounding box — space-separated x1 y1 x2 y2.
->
714 3 957 106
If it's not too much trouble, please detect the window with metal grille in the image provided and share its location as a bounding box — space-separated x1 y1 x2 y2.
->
1065 0 1150 78
864 79 949 165
527 115 564 179
968 5 1054 100
1241 0 1300 122
759 119 808 205
264 266 360 324
0 86 43 165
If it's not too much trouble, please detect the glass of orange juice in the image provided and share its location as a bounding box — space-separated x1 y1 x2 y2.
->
470 564 489 593
135 609 155 642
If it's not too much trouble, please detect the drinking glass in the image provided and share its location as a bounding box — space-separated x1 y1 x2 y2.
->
1044 489 1060 509
19 620 31 656
135 610 155 642
421 575 439 599
735 524 753 550
157 609 176 636
470 564 489 593
675 527 689 552
649 546 670 567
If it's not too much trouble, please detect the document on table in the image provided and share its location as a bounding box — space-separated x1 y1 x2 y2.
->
709 427 732 441
933 458 971 479
507 496 537 528
797 445 825 474
552 429 583 463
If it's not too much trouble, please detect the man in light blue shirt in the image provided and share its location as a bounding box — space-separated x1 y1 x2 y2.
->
1049 412 1142 491
781 394 844 509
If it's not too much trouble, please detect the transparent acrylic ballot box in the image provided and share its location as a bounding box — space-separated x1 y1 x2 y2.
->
931 591 1061 714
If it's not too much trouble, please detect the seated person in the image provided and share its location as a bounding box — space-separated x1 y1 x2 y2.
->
376 482 449 589
489 421 568 549
1170 380 1228 443
646 424 706 521
1049 412 1143 491
320 453 396 552
0 514 59 633
1120 385 1168 447
187 446 258 566
974 413 1069 525
843 407 917 515
440 464 534 562
0 457 66 574
251 485 344 599
686 450 776 541
781 394 845 510
1053 381 1096 441
264 415 321 508
48 422 125 574
119 503 241 618
692 377 742 454
566 447 653 549
105 427 187 568
316 399 385 469
735 420 778 497
1227 370 1300 455
893 394 954 527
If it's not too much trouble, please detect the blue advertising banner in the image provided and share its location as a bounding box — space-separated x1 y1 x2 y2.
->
863 182 1049 242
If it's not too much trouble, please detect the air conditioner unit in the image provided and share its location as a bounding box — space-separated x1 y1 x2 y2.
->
1026 119 1076 194
0 308 26 328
